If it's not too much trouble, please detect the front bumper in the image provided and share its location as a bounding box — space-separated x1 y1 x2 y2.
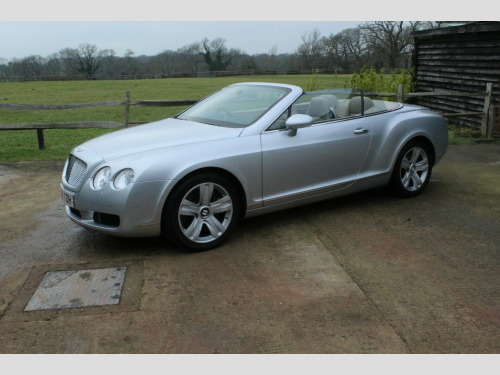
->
61 178 176 238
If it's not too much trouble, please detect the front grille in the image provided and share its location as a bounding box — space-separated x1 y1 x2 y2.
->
66 155 87 187
93 212 120 227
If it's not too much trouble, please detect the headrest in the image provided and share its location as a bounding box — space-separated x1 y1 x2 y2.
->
319 94 339 108
349 96 374 115
306 97 331 118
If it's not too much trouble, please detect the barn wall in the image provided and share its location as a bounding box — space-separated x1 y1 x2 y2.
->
413 22 500 133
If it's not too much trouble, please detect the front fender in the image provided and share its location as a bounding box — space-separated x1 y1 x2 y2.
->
134 135 262 224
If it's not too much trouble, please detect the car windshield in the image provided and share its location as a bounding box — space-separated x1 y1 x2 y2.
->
176 85 291 128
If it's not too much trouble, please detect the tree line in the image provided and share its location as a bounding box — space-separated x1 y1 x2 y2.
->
0 22 442 81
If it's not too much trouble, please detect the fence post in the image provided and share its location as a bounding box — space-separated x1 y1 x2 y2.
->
397 84 405 103
481 83 493 136
496 92 500 137
125 91 130 127
487 106 495 139
36 129 45 150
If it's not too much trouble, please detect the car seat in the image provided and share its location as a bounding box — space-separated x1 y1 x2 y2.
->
348 96 374 115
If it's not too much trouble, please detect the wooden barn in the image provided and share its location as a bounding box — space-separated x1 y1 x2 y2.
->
412 22 500 136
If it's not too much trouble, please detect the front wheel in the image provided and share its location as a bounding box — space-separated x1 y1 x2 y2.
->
390 141 433 197
163 173 240 251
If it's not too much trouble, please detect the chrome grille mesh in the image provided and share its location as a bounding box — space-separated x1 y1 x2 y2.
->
66 155 87 187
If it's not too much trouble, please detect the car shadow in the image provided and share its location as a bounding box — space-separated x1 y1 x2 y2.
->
66 183 440 259
236 186 394 234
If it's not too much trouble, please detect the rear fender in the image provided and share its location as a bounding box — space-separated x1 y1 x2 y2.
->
360 109 447 179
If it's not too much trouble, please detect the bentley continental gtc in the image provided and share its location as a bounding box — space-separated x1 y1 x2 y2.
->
61 83 448 251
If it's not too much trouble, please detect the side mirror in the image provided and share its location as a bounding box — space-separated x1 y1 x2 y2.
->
285 114 314 136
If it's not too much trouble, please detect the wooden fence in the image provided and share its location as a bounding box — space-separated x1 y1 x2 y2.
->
0 91 198 149
0 83 496 150
2 69 351 82
367 82 496 138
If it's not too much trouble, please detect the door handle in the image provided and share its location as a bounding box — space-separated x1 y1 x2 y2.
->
353 128 369 135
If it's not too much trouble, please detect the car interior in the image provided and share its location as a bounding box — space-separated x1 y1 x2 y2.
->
267 93 402 131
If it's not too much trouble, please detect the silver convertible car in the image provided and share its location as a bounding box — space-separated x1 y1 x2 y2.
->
61 82 448 251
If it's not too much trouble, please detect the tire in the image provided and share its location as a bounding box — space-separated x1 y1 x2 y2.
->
390 140 433 198
163 173 240 251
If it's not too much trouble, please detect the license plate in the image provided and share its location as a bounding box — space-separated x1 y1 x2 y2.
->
61 189 75 208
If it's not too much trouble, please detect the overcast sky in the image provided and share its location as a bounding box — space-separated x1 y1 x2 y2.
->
0 1 491 61
0 21 361 60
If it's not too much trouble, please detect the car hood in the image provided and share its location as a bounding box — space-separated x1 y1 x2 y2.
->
75 118 243 161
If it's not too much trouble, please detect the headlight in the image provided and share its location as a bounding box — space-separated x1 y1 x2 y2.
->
113 169 135 190
92 167 111 190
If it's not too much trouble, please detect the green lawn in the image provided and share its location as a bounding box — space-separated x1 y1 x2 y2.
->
0 75 487 162
0 75 351 162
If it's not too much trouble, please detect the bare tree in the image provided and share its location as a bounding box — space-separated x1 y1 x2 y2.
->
43 53 61 76
268 45 278 69
59 43 113 78
259 45 279 71
119 49 137 75
229 51 257 71
177 42 202 74
252 46 279 72
322 27 370 72
149 50 184 76
59 48 78 75
99 49 118 78
75 43 101 77
10 55 45 80
0 57 9 81
297 29 323 69
360 21 422 70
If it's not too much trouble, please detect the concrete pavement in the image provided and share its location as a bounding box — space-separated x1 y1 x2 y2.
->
0 144 499 353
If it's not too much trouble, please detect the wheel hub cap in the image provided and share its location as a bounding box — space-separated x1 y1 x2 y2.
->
200 207 210 218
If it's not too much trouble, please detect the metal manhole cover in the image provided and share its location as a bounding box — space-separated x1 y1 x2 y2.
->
24 267 127 311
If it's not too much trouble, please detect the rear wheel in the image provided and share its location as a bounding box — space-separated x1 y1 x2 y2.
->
390 140 433 197
163 173 240 251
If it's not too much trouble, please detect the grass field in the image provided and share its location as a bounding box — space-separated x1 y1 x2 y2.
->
0 74 479 162
0 75 352 162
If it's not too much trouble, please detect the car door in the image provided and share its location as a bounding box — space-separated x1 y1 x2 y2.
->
261 116 372 207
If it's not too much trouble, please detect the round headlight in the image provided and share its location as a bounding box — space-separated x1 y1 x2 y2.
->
92 167 111 190
113 169 135 190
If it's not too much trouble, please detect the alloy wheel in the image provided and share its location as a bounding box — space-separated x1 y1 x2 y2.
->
399 146 429 192
177 182 233 243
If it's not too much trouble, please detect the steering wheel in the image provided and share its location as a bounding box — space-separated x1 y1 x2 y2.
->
216 108 233 119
